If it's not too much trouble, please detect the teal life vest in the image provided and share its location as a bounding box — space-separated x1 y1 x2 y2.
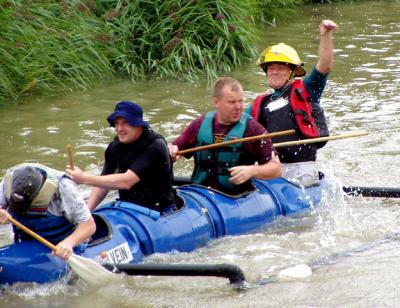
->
192 112 254 193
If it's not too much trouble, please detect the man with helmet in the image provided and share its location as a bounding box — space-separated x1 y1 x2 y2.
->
247 20 338 187
0 163 96 260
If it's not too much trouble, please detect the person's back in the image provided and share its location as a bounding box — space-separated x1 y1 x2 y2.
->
0 163 95 260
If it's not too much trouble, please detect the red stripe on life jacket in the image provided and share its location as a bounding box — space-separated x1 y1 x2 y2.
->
289 80 320 138
250 80 320 138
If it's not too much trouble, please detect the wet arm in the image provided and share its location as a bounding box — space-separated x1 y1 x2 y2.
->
0 208 10 224
87 187 109 211
316 20 338 74
54 180 97 259
54 216 96 260
252 156 282 180
229 156 281 185
230 119 282 183
67 166 140 191
168 143 180 162
63 217 96 246
170 117 203 160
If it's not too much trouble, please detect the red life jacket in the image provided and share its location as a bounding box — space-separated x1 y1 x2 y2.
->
250 80 320 138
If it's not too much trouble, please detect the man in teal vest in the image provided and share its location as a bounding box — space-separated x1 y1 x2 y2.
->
169 77 282 195
0 163 96 260
247 20 338 187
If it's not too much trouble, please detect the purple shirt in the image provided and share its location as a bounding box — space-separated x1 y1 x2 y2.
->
173 114 275 164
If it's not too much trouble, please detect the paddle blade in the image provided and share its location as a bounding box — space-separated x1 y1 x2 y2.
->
67 254 119 285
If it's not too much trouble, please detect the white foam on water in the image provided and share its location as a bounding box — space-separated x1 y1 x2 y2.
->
278 264 312 281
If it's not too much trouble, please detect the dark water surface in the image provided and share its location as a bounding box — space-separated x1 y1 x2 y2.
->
1 1 400 307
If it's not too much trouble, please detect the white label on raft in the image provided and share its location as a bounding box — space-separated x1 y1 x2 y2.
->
103 242 133 264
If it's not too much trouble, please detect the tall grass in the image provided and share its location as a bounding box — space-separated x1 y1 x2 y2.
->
0 1 115 104
0 0 346 104
106 0 259 84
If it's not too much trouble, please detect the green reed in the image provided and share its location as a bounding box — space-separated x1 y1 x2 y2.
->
106 0 259 84
0 0 115 104
0 0 348 104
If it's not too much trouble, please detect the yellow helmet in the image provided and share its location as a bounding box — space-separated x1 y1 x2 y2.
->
259 43 306 77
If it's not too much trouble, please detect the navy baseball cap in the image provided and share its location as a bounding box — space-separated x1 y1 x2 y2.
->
107 101 149 128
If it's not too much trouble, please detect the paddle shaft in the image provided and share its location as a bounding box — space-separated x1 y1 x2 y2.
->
177 129 295 155
66 144 74 170
177 130 367 155
273 130 368 148
7 216 57 251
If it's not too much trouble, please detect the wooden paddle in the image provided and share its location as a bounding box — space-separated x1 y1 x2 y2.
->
7 215 117 285
176 130 367 155
273 130 368 148
173 130 400 198
66 144 74 170
177 129 295 155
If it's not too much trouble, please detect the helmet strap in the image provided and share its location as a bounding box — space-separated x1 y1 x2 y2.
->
288 68 295 81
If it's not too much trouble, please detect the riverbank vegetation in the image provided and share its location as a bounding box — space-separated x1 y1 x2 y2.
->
0 0 344 104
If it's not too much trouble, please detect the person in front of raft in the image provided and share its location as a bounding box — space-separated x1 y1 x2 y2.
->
66 101 177 214
246 20 338 187
168 77 282 195
0 163 96 260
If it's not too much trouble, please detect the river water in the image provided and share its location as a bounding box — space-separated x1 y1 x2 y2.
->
1 1 399 307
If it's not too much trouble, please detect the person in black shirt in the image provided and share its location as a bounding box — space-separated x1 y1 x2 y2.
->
66 101 177 214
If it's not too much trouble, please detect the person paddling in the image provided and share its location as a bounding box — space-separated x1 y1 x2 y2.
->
247 20 338 187
168 77 282 195
66 101 177 214
0 163 96 260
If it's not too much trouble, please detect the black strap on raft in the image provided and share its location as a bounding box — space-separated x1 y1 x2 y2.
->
343 186 400 198
103 263 246 285
173 176 193 186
